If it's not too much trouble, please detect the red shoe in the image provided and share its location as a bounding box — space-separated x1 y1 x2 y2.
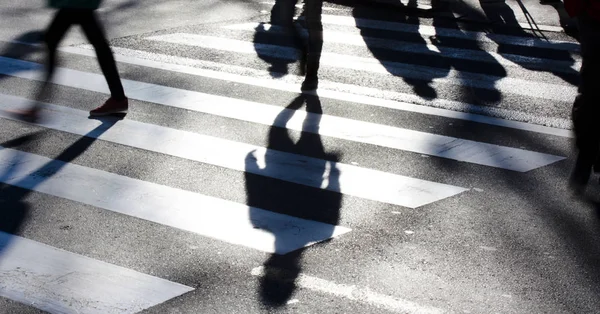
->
90 97 128 116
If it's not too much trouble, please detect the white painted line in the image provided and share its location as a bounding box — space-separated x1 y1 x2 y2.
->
0 55 565 171
259 1 348 11
251 266 445 314
315 14 580 53
518 22 565 33
225 22 581 72
259 0 433 10
0 93 467 208
0 144 350 254
60 46 574 136
145 33 577 102
0 232 193 314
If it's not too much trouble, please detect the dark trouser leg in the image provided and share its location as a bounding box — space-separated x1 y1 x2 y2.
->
301 0 323 90
79 10 126 100
33 9 73 106
570 14 600 190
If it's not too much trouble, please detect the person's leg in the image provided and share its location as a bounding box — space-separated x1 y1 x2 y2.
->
13 9 73 122
78 9 128 115
570 14 600 193
79 10 126 99
300 0 323 91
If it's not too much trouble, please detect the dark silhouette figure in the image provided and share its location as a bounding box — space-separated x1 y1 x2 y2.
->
254 0 324 91
0 116 121 256
569 14 600 193
0 132 44 254
350 0 449 99
245 94 341 306
0 30 44 58
431 0 506 104
480 0 579 86
542 0 579 37
480 0 527 33
12 4 128 123
254 0 302 78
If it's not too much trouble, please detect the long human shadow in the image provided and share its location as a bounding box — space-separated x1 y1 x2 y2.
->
422 1 598 305
0 115 122 256
345 0 451 99
427 0 507 104
479 0 579 86
244 94 341 307
0 30 44 77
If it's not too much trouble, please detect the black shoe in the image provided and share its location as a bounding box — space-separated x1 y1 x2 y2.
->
301 77 318 91
569 154 594 196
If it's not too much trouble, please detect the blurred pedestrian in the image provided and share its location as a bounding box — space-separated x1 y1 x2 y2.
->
12 0 128 122
299 0 324 91
565 0 600 193
270 0 323 91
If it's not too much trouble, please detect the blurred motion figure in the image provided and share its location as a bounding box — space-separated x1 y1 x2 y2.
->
270 0 324 91
13 0 128 122
565 0 600 192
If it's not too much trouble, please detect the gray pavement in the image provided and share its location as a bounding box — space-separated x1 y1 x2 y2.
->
1 1 598 314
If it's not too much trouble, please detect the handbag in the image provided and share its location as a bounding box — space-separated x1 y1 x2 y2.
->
48 0 103 10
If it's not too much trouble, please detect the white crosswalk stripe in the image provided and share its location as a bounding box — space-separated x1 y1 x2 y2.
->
0 4 578 313
145 33 576 102
0 232 194 314
225 22 581 73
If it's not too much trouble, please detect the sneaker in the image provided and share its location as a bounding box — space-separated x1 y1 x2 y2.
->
90 97 128 116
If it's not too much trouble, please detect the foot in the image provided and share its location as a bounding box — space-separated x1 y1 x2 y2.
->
301 77 318 91
90 97 128 116
569 154 593 196
7 108 40 123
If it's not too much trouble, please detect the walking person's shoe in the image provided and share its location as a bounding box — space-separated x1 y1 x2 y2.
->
301 53 320 92
90 97 128 116
569 153 594 196
301 77 318 91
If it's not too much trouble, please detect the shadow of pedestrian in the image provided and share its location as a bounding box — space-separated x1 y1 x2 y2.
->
244 93 341 307
0 30 44 56
254 0 306 78
0 131 45 254
347 0 450 99
0 30 45 80
541 0 578 37
479 0 579 86
0 114 122 256
429 0 507 104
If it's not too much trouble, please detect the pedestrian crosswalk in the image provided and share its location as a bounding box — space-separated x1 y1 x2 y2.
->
0 3 578 313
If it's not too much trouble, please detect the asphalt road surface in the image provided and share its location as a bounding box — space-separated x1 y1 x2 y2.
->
1 1 598 314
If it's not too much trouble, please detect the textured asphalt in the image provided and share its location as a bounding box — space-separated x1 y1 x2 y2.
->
1 1 599 314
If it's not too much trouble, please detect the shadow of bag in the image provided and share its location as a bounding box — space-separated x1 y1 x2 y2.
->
48 0 103 9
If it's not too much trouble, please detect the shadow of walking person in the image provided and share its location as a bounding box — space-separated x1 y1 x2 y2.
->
0 30 44 59
254 0 304 78
430 0 506 104
480 0 579 87
254 0 323 91
480 0 528 34
337 0 449 99
245 93 341 307
0 115 122 256
0 131 45 254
